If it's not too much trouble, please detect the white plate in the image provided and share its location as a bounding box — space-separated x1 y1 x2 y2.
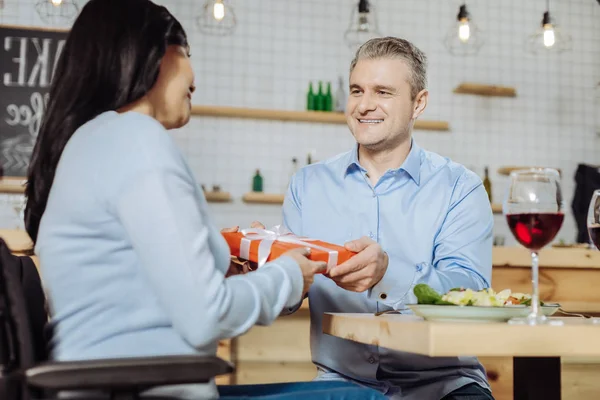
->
407 303 560 323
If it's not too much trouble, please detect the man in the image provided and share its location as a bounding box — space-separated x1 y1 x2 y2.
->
282 37 494 400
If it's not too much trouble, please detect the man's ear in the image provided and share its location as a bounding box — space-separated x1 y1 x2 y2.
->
412 89 429 120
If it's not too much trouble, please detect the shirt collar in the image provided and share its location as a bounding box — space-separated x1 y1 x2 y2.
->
343 139 422 185
343 143 361 176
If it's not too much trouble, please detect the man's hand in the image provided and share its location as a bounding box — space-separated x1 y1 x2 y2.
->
327 237 388 292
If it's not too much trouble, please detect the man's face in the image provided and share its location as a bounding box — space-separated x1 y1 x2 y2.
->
346 57 427 151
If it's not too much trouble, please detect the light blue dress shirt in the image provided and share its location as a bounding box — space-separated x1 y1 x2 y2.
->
36 111 304 399
282 140 493 400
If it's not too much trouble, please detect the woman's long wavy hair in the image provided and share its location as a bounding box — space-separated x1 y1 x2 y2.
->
25 0 188 243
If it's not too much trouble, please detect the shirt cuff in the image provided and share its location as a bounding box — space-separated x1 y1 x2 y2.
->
368 262 426 310
280 294 307 315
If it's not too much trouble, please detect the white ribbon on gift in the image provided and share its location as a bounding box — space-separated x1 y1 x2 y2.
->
239 225 339 269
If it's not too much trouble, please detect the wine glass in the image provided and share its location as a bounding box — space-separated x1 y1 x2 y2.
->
588 190 600 250
504 168 564 325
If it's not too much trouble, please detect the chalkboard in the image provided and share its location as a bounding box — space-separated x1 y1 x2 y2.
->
0 25 68 178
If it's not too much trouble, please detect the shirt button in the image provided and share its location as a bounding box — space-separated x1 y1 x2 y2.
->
372 192 377 197
369 232 374 239
368 356 376 364
380 293 388 300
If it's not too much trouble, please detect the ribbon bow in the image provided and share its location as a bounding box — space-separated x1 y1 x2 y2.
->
239 225 338 269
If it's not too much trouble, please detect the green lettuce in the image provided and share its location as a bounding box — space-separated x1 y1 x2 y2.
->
413 284 454 305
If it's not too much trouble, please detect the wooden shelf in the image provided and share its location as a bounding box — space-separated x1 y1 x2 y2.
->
0 179 25 194
204 191 232 203
411 120 450 131
191 105 450 131
497 166 562 176
0 183 234 201
242 192 285 204
453 83 516 98
491 203 502 214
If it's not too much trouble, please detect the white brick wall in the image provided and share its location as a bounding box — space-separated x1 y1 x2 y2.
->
1 0 599 247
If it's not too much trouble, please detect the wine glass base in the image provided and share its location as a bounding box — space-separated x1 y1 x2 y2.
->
508 315 563 326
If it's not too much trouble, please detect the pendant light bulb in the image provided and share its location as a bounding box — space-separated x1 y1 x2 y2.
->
51 0 62 6
344 0 381 50
443 3 483 56
458 18 470 42
526 6 572 54
543 24 555 47
197 0 236 36
213 1 225 21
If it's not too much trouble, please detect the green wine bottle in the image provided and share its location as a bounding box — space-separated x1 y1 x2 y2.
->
315 81 325 111
324 82 333 111
252 169 263 192
306 82 315 111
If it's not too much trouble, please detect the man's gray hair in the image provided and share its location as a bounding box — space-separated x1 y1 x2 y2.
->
350 37 428 100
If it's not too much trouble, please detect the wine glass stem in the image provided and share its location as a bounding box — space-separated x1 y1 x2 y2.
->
531 251 540 317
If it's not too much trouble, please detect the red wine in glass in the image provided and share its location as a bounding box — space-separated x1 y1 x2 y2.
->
504 168 564 325
506 213 564 251
589 224 600 250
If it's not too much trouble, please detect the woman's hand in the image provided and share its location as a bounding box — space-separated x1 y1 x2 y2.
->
226 256 254 277
250 221 265 229
282 247 327 297
249 221 325 295
221 226 253 277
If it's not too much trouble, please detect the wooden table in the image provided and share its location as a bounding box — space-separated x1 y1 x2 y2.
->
3 226 597 393
323 313 600 400
492 246 600 313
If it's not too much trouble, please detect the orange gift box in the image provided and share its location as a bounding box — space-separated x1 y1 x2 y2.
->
221 227 356 272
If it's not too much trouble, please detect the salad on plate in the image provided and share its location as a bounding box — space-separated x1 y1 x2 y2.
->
413 283 539 307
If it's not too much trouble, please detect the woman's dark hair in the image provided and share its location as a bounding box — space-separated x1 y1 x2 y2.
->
25 0 188 242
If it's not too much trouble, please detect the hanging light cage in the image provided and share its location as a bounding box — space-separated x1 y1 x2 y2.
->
35 0 79 25
197 0 237 36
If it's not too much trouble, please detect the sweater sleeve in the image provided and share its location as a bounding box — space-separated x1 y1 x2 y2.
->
110 120 303 348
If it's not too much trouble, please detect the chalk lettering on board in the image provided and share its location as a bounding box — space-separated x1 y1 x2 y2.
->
1 26 67 177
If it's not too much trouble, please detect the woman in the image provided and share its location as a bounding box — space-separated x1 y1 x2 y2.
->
24 0 385 399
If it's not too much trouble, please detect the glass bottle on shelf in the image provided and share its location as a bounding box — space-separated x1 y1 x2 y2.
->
334 76 347 112
483 166 492 202
307 82 315 111
290 157 298 179
307 150 317 165
284 157 298 192
252 169 263 192
315 81 324 111
324 82 333 112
